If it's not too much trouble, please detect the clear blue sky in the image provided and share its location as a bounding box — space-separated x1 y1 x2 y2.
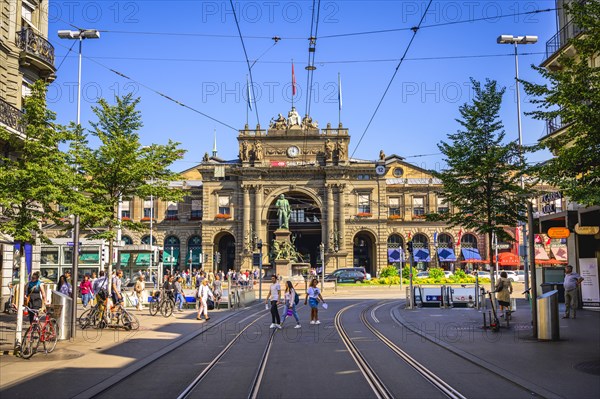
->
47 0 558 173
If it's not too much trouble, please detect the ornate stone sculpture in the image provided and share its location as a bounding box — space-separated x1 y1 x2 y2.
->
254 141 263 161
337 141 346 160
379 150 386 160
302 114 318 129
287 107 301 127
325 139 334 160
240 140 250 161
270 113 287 130
202 152 210 162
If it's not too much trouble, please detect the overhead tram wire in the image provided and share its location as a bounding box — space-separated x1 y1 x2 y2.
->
320 7 558 39
229 0 260 126
53 41 238 132
351 0 434 159
302 0 321 165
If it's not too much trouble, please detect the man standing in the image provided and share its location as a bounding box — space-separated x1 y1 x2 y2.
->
563 265 584 319
134 275 145 311
265 275 282 329
112 269 124 306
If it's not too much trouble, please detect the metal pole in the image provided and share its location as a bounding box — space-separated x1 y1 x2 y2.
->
320 243 325 291
514 42 531 297
528 202 538 337
408 251 414 309
76 37 82 125
13 245 26 354
258 240 263 301
170 246 174 276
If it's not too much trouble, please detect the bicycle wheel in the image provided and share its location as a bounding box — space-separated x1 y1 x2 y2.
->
121 311 140 331
160 299 174 317
21 324 41 359
42 319 59 353
78 308 92 329
149 299 159 316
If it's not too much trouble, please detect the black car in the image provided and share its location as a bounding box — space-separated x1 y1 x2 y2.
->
324 269 366 283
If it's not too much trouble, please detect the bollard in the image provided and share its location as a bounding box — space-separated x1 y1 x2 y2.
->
482 312 488 329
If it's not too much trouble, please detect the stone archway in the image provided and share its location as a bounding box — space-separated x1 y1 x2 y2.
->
214 232 235 272
353 231 377 276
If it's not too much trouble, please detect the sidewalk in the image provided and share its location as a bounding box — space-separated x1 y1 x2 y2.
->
396 300 600 399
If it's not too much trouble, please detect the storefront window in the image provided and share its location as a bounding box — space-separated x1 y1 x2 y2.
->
41 247 59 265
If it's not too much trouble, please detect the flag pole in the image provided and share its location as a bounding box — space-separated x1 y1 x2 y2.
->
338 72 342 127
291 59 295 109
246 74 249 126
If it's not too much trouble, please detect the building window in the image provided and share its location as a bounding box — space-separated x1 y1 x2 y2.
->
357 193 370 214
437 197 449 214
122 236 133 245
357 174 371 180
143 199 154 219
218 195 231 216
413 197 425 216
191 199 202 219
41 247 59 265
388 197 401 217
461 233 477 248
121 201 130 219
166 201 178 220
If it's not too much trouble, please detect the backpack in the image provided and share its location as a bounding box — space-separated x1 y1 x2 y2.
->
294 291 300 305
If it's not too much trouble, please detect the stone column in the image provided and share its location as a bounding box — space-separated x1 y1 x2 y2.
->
243 186 250 251
327 184 334 251
254 185 262 241
337 184 345 251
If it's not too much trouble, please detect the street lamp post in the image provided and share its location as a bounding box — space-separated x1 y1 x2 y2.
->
257 239 263 301
497 34 538 295
58 28 100 340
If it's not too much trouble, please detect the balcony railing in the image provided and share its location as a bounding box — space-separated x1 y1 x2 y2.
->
545 19 585 60
0 97 25 134
545 114 571 137
16 28 55 67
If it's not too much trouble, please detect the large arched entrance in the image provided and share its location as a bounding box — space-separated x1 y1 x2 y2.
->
353 232 375 275
215 233 235 273
266 192 322 269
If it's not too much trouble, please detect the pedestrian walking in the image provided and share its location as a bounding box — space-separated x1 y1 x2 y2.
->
58 275 72 296
196 279 213 320
174 277 185 312
80 274 94 308
305 278 325 325
212 275 223 309
281 281 301 329
265 275 282 329
563 264 584 319
495 271 513 316
134 275 145 311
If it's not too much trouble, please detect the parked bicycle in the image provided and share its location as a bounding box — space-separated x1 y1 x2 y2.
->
79 297 139 331
20 306 59 359
149 289 175 317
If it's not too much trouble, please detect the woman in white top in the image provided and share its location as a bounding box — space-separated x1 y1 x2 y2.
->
304 278 325 324
281 281 301 328
196 279 213 321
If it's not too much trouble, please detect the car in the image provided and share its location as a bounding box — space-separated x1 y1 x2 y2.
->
328 267 371 280
416 271 429 278
474 271 491 279
496 270 518 282
514 270 529 283
443 271 454 278
324 270 366 283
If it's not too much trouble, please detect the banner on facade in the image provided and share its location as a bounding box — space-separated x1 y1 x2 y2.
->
580 258 599 308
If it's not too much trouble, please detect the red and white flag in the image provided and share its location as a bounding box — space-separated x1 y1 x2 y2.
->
457 228 463 245
292 62 296 96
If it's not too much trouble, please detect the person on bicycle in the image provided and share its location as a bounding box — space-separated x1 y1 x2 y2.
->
25 272 49 323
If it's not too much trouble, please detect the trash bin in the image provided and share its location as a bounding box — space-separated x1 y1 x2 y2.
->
537 290 559 341
541 282 565 303
51 291 72 341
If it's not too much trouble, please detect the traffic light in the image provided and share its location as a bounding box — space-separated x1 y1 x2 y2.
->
215 252 221 264
101 246 109 266
151 251 156 265
158 250 164 263
407 241 413 254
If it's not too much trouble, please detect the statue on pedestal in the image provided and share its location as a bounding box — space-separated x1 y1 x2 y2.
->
287 107 301 127
275 194 291 229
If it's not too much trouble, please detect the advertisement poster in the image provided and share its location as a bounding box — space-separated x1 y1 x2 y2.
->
579 258 599 308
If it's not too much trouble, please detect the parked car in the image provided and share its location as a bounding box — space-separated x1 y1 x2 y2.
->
324 269 366 283
514 270 529 283
473 271 491 279
325 267 371 280
495 270 518 282
416 271 429 278
443 271 454 278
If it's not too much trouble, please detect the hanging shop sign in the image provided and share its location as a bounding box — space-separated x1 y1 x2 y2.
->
540 191 562 215
548 227 570 239
574 224 600 236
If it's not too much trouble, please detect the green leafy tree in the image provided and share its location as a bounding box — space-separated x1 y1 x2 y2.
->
523 0 600 206
431 79 529 281
0 81 79 350
380 265 399 278
69 94 186 277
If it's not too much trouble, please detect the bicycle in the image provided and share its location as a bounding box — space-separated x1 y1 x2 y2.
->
106 303 140 330
78 303 102 329
148 289 175 317
20 306 59 359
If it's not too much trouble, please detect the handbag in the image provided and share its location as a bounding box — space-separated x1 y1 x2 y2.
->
286 308 293 316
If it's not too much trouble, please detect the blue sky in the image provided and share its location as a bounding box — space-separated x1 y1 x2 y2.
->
47 0 558 173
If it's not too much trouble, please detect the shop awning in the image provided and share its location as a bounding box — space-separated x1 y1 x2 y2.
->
413 248 431 262
494 252 521 266
536 259 568 265
135 253 150 266
119 253 131 265
551 246 568 262
79 253 99 264
185 247 202 267
461 248 482 261
163 248 180 265
388 248 404 263
534 246 549 260
437 248 457 262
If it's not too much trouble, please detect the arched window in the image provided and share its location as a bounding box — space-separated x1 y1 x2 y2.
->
461 233 477 248
163 236 180 269
187 236 202 269
387 234 403 248
437 233 453 248
412 233 430 270
122 235 133 245
141 235 157 245
412 233 429 248
387 234 404 264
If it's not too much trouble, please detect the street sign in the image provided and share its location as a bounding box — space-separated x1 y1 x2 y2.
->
548 227 570 239
66 242 82 246
574 224 599 236
375 165 385 176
